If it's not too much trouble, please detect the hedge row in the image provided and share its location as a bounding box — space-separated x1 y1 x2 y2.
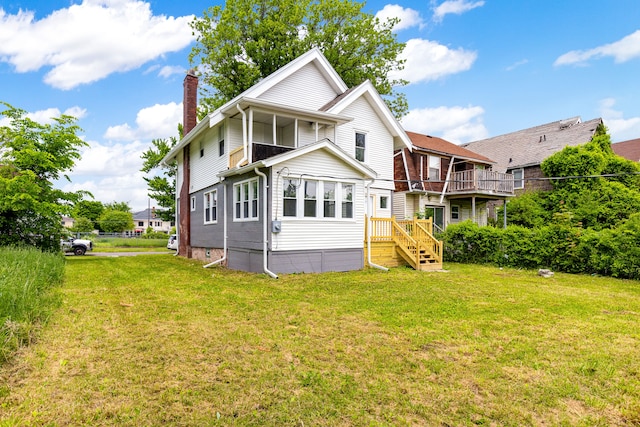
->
440 214 640 280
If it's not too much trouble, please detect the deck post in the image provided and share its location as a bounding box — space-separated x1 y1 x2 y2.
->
503 199 507 228
472 196 476 224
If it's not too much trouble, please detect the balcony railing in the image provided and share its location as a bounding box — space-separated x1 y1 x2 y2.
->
448 169 514 195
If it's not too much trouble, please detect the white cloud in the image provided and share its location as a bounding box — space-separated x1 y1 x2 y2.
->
506 59 529 71
158 65 186 78
0 0 195 89
104 101 182 141
433 0 485 22
0 106 87 127
390 38 477 84
375 4 424 31
401 105 488 144
599 98 640 142
555 30 640 66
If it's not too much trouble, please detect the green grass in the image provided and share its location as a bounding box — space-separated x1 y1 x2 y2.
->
1 257 639 426
0 247 64 363
92 237 170 252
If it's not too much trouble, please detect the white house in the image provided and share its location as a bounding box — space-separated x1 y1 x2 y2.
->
163 49 446 275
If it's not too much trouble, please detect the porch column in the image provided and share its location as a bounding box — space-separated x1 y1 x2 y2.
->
472 196 476 224
503 199 507 228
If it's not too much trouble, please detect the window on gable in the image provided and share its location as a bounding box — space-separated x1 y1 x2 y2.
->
218 124 225 157
199 141 204 158
355 132 366 162
204 189 217 224
429 156 441 181
234 178 259 221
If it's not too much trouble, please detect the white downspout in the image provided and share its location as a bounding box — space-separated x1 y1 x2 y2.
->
254 167 278 279
235 104 248 168
365 179 388 272
439 156 455 204
204 182 227 268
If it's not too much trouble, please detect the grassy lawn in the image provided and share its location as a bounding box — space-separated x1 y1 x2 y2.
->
1 257 639 426
91 237 170 252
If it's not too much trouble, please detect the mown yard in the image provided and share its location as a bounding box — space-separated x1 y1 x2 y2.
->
1 255 639 426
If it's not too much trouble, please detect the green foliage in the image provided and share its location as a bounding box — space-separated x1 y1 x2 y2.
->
103 201 131 213
442 217 640 279
69 217 94 233
98 209 134 233
141 136 178 222
0 102 88 251
0 247 64 362
189 0 407 118
499 191 551 228
72 200 104 229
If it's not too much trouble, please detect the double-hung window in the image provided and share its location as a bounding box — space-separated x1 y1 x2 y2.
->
323 182 336 218
342 184 353 218
234 178 259 221
355 132 366 162
283 179 297 217
282 178 354 219
304 180 317 217
511 168 524 189
429 156 441 181
204 190 217 224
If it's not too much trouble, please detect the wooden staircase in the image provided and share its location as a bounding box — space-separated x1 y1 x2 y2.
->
366 217 443 271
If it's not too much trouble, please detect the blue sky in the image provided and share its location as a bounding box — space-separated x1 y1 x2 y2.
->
1 0 639 211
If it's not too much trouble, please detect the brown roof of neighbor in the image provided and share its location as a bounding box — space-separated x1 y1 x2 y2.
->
405 131 495 164
612 138 640 162
461 116 603 172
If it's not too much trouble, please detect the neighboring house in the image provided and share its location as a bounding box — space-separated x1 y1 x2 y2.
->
132 208 172 234
394 132 514 229
162 48 441 274
61 216 75 229
612 138 640 162
462 116 603 193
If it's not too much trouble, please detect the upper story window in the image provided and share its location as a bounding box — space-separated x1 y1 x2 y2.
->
355 132 366 162
218 124 225 157
199 141 204 158
204 190 217 224
429 156 441 181
282 178 354 220
191 196 196 212
234 178 259 221
511 168 524 189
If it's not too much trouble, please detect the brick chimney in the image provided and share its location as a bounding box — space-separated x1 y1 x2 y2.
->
179 69 197 258
183 69 198 135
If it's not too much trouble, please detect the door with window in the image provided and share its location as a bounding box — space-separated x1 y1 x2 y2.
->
424 205 444 232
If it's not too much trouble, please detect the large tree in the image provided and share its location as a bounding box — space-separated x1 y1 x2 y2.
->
189 0 407 117
140 135 178 222
0 102 88 251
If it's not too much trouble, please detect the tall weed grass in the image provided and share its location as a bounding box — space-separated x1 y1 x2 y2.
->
0 247 64 362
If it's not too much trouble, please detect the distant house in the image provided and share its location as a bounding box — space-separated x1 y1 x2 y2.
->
394 132 514 229
462 117 603 193
612 138 640 162
61 216 75 229
132 208 172 234
161 48 442 274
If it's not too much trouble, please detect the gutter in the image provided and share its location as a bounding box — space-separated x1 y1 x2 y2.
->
203 182 227 268
365 179 388 272
254 167 278 279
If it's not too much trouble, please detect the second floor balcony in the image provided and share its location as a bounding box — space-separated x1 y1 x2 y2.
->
448 169 514 195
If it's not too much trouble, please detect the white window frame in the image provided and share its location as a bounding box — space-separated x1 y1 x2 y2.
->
511 168 524 189
429 156 441 181
451 205 460 220
190 196 196 212
218 124 225 157
281 177 355 220
355 131 366 162
234 178 259 221
204 189 217 224
379 196 389 210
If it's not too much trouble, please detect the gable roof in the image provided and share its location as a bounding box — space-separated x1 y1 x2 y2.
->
163 48 349 164
461 117 603 172
612 138 640 162
218 138 377 179
323 80 412 151
406 131 494 164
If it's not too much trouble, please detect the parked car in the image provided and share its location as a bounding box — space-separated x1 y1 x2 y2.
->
61 237 93 256
167 234 178 250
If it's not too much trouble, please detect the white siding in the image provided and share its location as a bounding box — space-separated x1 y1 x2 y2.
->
335 96 395 191
270 149 366 252
190 125 227 193
259 62 340 110
228 117 244 152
